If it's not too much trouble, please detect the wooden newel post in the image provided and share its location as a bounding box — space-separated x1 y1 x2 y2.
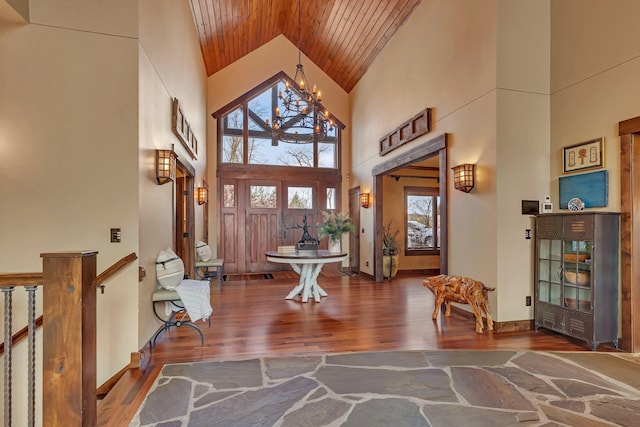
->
41 251 98 427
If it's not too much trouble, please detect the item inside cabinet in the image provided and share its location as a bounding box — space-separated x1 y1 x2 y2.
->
563 268 590 286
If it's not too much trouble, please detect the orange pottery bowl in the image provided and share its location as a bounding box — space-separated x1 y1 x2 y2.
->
564 253 589 262
563 270 590 286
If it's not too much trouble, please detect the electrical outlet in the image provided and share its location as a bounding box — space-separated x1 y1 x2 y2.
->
525 229 532 239
366 261 369 267
526 296 532 306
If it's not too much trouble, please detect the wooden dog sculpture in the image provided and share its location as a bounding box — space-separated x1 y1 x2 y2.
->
422 274 495 333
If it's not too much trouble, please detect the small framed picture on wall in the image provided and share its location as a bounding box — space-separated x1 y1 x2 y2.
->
562 137 604 174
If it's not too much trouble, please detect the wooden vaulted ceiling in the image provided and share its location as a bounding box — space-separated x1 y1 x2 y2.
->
188 0 422 93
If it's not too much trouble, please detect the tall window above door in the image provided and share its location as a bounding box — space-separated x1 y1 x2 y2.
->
405 186 440 255
216 73 342 170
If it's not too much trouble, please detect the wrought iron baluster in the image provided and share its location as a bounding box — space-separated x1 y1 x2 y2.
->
2 286 14 427
26 286 37 427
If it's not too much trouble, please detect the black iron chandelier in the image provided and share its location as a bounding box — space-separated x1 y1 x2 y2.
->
265 0 334 144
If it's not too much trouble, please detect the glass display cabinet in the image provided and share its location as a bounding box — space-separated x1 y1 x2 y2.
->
535 212 619 350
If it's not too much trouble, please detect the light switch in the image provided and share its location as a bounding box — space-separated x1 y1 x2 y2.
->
111 228 122 243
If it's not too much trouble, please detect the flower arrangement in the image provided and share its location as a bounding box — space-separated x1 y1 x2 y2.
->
318 211 356 243
383 220 400 255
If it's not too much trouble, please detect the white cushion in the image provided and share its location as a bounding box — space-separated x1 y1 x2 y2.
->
196 241 212 262
155 248 184 290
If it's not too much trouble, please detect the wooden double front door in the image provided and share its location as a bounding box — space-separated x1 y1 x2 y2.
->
219 178 340 274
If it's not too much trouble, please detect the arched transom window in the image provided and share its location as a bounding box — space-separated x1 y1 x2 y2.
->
215 73 343 170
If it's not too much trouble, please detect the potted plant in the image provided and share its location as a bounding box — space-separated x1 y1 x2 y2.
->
318 211 356 252
383 220 400 278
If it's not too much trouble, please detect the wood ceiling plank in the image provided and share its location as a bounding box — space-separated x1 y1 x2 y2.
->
304 0 334 64
190 0 421 91
311 0 350 73
329 2 381 89
339 0 403 90
208 0 226 72
189 0 210 72
343 0 420 91
241 0 250 58
251 0 269 54
218 0 232 67
190 0 210 74
205 0 222 73
326 0 372 87
226 0 244 63
279 0 296 47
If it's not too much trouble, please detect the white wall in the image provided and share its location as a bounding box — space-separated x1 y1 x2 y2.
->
351 0 554 323
495 0 551 321
1 1 207 423
549 0 640 335
138 0 207 349
351 0 499 296
0 0 138 423
550 0 640 211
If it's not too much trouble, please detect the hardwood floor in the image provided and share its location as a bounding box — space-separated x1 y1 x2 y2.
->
97 273 618 426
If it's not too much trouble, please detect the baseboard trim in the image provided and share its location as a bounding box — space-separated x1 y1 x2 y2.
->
449 305 533 332
357 269 440 281
494 319 535 332
96 351 144 400
358 271 374 280
396 268 440 277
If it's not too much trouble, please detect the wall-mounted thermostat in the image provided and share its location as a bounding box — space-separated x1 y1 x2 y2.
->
542 196 553 213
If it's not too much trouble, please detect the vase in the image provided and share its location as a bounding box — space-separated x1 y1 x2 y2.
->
329 239 342 253
383 254 399 279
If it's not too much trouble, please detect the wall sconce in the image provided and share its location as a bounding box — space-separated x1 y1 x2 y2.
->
196 186 208 205
360 192 371 208
156 149 177 185
452 163 475 193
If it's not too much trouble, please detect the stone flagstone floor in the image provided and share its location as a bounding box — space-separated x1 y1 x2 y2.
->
130 350 640 426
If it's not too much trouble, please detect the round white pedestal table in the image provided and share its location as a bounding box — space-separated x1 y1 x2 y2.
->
265 250 347 303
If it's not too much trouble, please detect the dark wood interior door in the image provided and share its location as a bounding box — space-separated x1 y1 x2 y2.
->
175 163 195 278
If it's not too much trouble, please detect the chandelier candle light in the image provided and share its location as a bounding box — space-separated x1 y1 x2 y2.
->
265 0 334 144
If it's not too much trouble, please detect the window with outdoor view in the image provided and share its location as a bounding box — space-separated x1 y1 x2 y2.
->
288 187 313 209
405 187 440 254
326 187 336 210
219 78 339 169
250 185 277 209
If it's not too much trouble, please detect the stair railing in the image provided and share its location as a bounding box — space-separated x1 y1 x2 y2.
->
1 273 43 427
1 251 137 427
